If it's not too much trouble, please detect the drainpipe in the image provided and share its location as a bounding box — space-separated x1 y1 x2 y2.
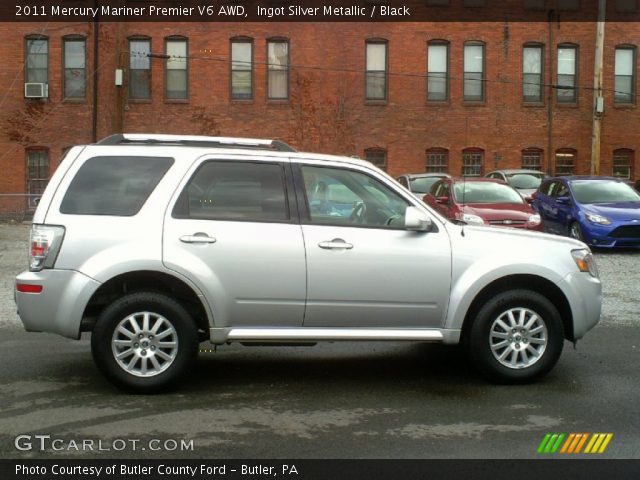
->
590 0 606 176
546 10 556 176
91 0 99 143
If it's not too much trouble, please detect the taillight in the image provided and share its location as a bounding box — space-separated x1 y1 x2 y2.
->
29 225 65 272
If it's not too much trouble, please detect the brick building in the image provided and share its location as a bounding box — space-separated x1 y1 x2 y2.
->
1 4 639 217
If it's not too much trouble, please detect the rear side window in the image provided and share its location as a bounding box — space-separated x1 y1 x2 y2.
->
60 156 174 216
172 161 289 222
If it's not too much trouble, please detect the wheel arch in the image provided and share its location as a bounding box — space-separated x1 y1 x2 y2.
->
81 270 211 335
460 274 574 343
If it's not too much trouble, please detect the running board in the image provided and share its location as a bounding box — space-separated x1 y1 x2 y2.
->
210 327 450 345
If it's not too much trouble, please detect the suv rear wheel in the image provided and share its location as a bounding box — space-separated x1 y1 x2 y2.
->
467 289 564 384
91 292 198 393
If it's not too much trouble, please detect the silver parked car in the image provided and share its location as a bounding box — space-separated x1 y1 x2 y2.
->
15 134 601 392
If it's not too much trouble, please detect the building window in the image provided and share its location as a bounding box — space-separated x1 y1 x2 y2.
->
129 38 151 99
463 0 486 5
365 148 387 170
523 0 545 8
558 0 580 9
523 45 543 103
267 39 289 100
426 0 450 5
613 149 633 179
616 0 638 12
25 36 48 85
231 38 253 100
26 149 49 209
426 149 449 173
165 37 187 100
427 42 448 101
366 40 387 101
63 37 85 99
463 42 484 102
615 46 635 104
522 148 543 170
462 149 484 176
557 45 577 103
555 149 576 176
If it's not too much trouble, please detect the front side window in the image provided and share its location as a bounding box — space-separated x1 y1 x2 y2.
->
426 148 448 172
555 150 576 176
165 37 187 100
615 46 635 104
173 162 289 222
464 42 485 101
61 156 174 216
63 37 86 98
428 42 448 101
25 37 48 85
613 149 633 179
231 39 253 99
522 148 543 170
366 41 387 100
523 45 543 102
301 165 408 229
462 149 484 176
129 38 151 99
26 149 49 209
267 40 289 99
557 45 577 103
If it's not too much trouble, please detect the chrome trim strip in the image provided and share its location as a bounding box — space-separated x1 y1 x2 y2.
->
225 328 444 342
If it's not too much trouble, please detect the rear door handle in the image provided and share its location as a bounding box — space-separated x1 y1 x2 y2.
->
318 238 353 250
180 233 217 244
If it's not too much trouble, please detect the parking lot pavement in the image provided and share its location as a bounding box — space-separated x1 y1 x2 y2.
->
0 223 639 459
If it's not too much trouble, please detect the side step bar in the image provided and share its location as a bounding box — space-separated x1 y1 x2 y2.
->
210 327 458 345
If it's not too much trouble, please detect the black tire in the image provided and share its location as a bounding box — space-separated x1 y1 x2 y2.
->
466 289 564 384
91 292 198 393
569 221 584 241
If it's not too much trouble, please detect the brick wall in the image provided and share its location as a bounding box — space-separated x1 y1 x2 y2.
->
1 20 639 216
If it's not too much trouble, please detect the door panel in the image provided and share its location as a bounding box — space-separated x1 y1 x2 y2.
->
163 159 306 328
297 164 452 328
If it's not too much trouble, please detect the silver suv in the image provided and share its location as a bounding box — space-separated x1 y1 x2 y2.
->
15 134 602 392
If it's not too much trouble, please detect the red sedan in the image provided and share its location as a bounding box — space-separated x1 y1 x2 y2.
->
424 177 543 231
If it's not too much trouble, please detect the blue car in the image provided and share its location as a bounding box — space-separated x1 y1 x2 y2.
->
532 176 640 248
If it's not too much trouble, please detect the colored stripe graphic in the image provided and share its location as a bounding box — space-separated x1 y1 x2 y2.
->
539 433 613 454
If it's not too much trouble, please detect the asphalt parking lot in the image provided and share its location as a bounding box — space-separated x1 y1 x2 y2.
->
0 222 639 459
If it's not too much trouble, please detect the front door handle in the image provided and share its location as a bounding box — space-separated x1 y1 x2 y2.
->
318 238 353 250
180 233 217 244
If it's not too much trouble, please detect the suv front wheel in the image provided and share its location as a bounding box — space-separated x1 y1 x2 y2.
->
91 292 199 393
467 289 564 384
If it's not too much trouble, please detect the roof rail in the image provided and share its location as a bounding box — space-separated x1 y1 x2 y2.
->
96 134 296 152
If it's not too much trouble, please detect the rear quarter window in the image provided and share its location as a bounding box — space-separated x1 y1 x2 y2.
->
59 156 174 216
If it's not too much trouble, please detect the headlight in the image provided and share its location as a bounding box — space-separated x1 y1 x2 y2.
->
457 213 485 225
527 214 541 226
585 213 611 225
571 248 599 278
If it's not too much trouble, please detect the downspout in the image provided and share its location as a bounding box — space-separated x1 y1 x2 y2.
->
546 10 556 176
91 1 99 143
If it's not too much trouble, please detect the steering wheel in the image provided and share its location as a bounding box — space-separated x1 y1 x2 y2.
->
350 201 367 224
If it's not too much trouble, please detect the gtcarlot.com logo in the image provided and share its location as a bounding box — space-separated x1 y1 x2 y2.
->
537 433 613 454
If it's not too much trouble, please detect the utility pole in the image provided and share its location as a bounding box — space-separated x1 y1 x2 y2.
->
590 0 606 176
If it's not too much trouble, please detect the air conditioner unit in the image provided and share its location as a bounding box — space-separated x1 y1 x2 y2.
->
24 83 48 98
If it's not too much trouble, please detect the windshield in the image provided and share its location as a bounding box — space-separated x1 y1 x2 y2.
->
409 176 443 194
506 173 543 189
571 181 640 204
453 181 524 204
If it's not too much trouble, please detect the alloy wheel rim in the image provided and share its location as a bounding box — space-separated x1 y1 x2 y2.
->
489 307 547 369
111 312 179 377
570 224 582 239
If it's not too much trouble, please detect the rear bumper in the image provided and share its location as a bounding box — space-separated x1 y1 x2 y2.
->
15 269 101 339
557 271 602 341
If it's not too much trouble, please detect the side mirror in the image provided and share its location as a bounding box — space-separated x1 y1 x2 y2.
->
405 206 432 232
556 196 570 205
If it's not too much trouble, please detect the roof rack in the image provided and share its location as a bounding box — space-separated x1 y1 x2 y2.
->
96 134 296 152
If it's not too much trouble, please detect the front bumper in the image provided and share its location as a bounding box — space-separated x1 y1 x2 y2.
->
582 222 640 248
557 271 602 341
15 269 101 339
